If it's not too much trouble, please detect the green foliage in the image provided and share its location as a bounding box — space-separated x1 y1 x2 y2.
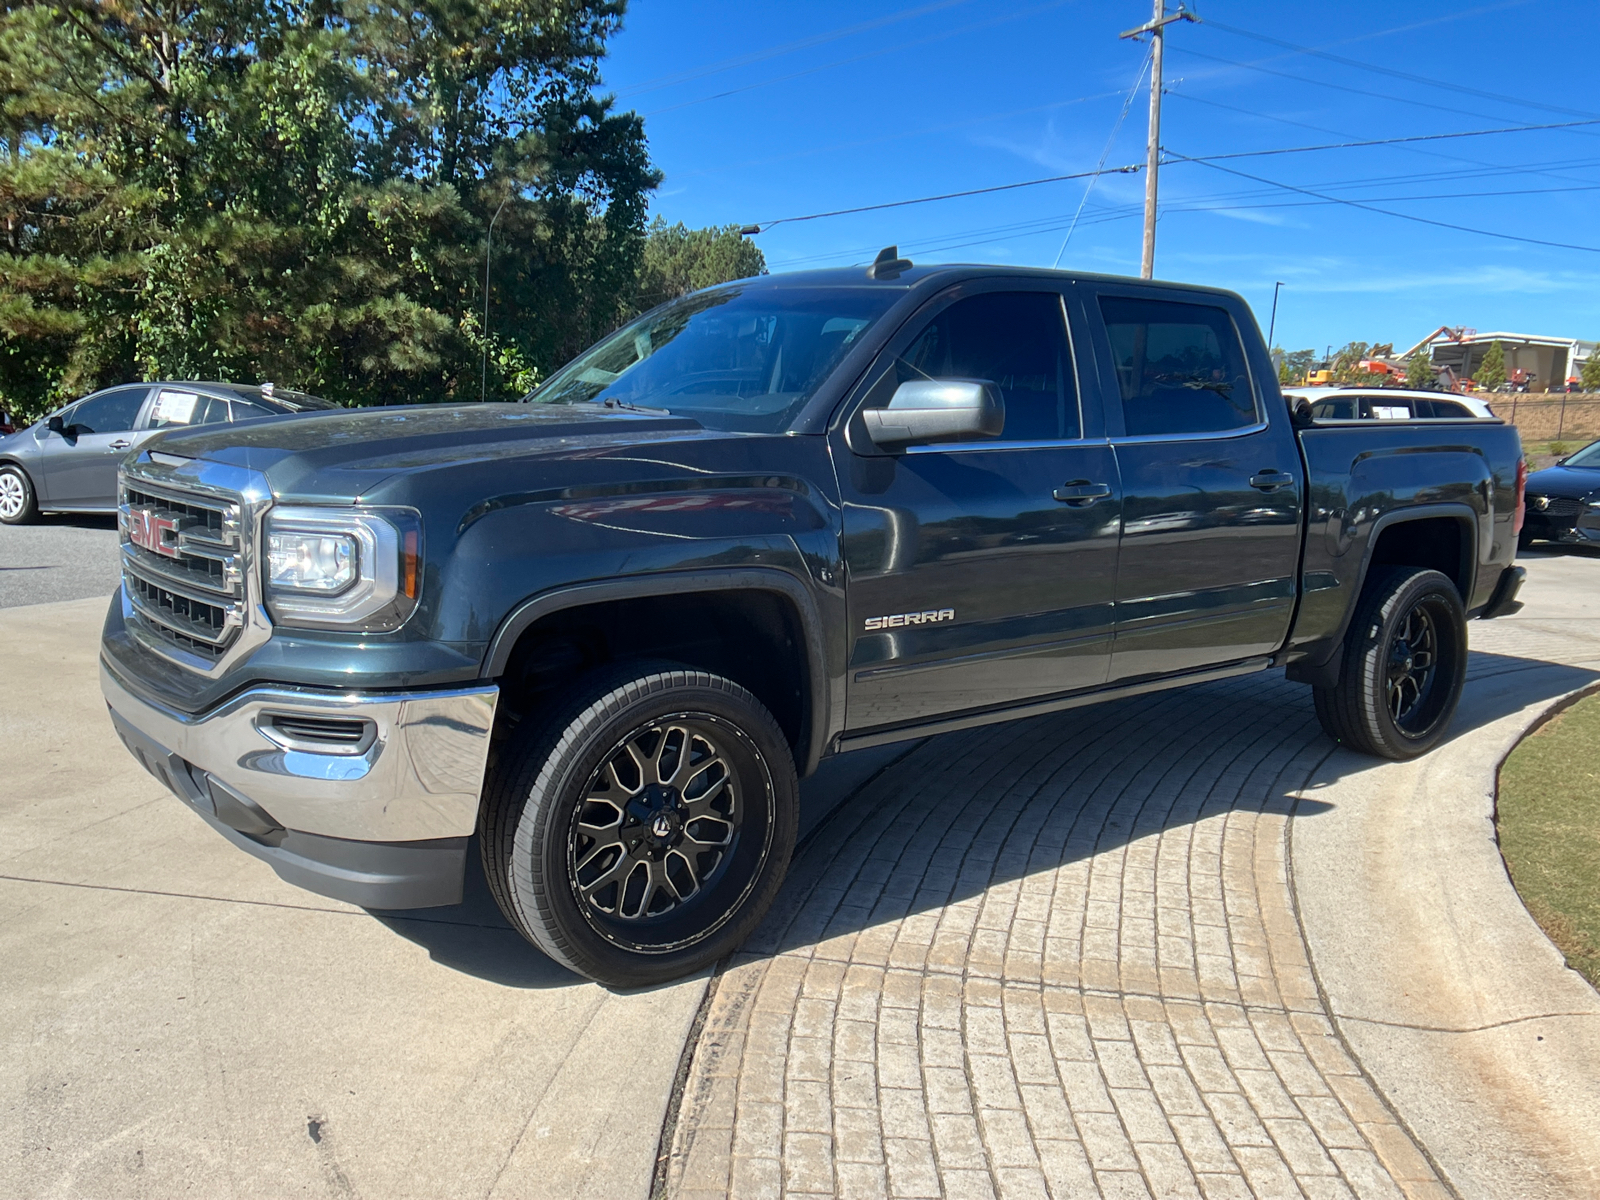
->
1581 351 1600 392
1477 340 1507 390
637 220 766 310
1550 441 1573 457
0 0 660 422
1330 341 1371 385
1280 348 1315 383
1406 351 1435 390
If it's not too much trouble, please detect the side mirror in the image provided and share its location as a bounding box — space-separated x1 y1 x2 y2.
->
863 379 1004 448
47 415 66 435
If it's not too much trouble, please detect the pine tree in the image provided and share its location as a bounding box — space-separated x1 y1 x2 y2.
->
1406 352 1435 390
1476 341 1506 390
0 0 660 419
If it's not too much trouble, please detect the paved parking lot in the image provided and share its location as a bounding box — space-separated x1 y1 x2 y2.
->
0 514 119 609
1 538 1596 1199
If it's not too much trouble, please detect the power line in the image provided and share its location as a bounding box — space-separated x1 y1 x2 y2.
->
1054 46 1152 267
754 164 1144 229
752 119 1600 230
1186 119 1600 163
1170 153 1600 253
1200 17 1600 123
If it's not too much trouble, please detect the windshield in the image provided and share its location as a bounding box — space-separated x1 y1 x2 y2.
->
1565 438 1600 467
524 284 900 433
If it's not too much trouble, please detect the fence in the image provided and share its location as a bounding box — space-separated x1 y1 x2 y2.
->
1494 395 1600 444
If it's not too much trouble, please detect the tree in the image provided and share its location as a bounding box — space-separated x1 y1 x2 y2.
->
1581 350 1600 392
1406 352 1435 390
1476 341 1506 390
1331 341 1372 384
635 220 766 311
0 0 660 420
1280 349 1315 384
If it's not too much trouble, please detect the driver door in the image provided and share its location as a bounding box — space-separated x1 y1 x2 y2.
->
39 386 151 509
833 282 1122 733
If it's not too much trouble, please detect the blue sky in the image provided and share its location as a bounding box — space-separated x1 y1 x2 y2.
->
600 0 1600 360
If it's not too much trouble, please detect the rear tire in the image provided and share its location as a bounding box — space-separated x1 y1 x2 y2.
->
479 661 798 988
0 464 38 524
1312 567 1467 760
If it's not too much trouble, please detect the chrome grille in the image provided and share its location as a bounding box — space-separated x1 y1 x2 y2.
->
1529 495 1584 518
120 477 246 662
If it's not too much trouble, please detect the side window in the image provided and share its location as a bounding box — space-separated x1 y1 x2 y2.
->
67 387 147 434
878 291 1079 441
229 399 279 420
1361 396 1413 420
147 390 229 429
1310 397 1355 419
1098 296 1256 436
1420 399 1471 419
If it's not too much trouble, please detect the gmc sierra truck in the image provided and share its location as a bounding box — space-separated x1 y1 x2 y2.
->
100 256 1527 987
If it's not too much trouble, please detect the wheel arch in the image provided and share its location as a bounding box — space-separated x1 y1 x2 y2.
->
482 568 830 776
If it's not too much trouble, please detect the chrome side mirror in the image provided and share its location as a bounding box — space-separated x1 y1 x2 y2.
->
863 379 1005 448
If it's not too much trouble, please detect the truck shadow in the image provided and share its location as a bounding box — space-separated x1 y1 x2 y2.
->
370 649 1597 989
739 648 1600 965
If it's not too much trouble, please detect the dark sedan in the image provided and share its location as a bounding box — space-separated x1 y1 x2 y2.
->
1521 437 1600 547
0 382 338 524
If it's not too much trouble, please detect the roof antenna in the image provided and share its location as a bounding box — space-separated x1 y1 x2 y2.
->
866 245 913 280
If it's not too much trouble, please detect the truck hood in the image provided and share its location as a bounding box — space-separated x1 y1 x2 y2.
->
147 403 706 501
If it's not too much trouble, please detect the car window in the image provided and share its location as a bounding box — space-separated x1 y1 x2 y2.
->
1564 440 1600 467
1362 396 1413 419
880 292 1079 441
1310 397 1355 419
230 399 282 420
146 390 229 429
67 387 147 434
1098 296 1255 436
1422 399 1471 418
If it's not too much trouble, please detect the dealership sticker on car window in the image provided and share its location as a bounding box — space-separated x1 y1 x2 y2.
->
1372 406 1411 420
153 391 199 423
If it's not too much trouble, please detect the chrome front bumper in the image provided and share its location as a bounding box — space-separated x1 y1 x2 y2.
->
101 661 498 908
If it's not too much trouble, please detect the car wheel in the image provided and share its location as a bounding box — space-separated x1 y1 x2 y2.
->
479 661 798 987
1312 567 1468 760
0 464 39 524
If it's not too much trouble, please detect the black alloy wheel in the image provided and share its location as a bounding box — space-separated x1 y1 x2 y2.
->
1313 566 1467 760
480 661 797 988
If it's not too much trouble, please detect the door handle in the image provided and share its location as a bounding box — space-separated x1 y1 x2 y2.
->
110 439 132 451
1249 470 1293 491
1053 481 1112 505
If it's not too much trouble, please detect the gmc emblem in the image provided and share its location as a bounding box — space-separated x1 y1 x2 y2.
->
128 507 180 558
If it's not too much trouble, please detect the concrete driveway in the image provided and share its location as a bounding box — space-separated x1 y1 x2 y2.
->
2 546 1597 1199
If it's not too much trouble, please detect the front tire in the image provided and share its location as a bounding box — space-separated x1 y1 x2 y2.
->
480 661 798 987
0 464 39 524
1313 567 1468 760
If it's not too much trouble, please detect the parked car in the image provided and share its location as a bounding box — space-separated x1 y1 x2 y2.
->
100 258 1527 987
1520 437 1600 547
1284 386 1495 420
0 382 339 524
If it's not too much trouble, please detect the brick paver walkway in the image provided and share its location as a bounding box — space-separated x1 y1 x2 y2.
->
664 672 1450 1200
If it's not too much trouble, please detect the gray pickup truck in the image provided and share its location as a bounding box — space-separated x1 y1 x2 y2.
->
99 258 1527 986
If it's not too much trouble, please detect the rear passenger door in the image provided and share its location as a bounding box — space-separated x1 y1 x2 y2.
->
1082 286 1304 682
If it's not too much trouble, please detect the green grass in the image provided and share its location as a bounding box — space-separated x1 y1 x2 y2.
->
1497 689 1600 989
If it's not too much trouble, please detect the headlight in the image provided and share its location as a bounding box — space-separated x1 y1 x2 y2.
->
263 506 422 630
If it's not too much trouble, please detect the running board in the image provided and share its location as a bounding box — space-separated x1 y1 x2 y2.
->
833 657 1274 754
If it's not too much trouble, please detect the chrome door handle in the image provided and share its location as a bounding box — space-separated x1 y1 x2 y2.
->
110 439 132 450
1249 470 1292 491
1053 481 1112 505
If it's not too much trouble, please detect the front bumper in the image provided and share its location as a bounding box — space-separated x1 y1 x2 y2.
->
101 659 498 909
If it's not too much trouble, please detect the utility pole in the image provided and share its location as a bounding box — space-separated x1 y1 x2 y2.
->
1121 3 1197 280
481 193 511 404
1267 281 1284 348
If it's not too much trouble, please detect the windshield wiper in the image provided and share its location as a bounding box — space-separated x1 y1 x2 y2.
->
596 398 672 415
